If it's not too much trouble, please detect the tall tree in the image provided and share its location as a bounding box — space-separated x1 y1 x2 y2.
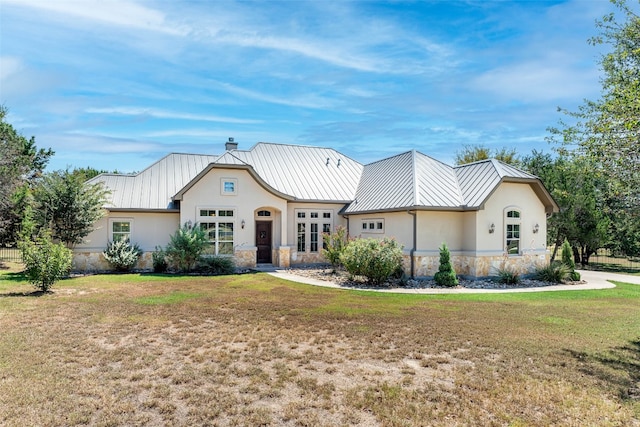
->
549 0 640 204
454 144 520 166
0 106 54 244
522 151 610 265
33 170 109 248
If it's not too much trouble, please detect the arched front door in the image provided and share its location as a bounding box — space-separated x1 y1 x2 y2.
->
256 221 272 264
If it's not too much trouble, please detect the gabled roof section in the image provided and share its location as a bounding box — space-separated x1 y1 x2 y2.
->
455 159 557 212
344 151 463 214
231 143 363 201
89 153 218 210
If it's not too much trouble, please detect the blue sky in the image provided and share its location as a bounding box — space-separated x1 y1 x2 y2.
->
0 0 619 173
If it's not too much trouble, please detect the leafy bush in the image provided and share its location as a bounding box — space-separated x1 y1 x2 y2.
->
496 267 520 285
534 261 572 283
195 256 235 275
19 232 72 292
102 239 142 272
322 225 349 268
569 270 581 282
152 246 168 273
165 223 209 272
340 237 404 285
434 243 458 287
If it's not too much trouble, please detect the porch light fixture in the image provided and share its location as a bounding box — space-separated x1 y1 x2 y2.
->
533 223 539 234
241 219 245 229
489 223 495 234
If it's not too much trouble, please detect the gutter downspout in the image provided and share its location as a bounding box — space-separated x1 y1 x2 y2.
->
408 210 417 279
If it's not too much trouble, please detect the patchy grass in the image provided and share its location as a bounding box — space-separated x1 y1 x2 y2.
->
1 271 639 426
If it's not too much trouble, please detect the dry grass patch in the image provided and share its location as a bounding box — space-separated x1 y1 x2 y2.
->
1 272 639 425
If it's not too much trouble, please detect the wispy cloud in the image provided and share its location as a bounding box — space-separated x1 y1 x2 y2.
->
85 107 263 124
3 0 186 35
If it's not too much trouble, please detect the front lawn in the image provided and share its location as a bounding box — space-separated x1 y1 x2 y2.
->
1 271 639 426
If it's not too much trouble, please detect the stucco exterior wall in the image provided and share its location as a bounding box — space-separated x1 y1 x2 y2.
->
73 211 180 271
475 182 548 255
180 168 289 261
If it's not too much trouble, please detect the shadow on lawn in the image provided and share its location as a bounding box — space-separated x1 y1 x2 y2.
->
565 339 640 400
0 289 50 298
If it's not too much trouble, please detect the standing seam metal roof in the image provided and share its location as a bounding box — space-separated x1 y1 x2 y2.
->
89 143 551 212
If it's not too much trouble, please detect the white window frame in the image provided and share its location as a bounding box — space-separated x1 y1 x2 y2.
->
197 208 236 256
220 178 237 196
295 209 333 253
109 218 133 243
505 208 521 256
361 218 384 234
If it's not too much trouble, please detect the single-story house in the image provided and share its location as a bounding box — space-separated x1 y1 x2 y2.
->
74 140 558 278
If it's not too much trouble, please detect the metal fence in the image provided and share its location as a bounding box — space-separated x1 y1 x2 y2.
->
587 249 640 273
0 246 22 263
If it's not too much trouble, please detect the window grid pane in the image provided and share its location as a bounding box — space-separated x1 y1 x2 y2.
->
297 223 306 252
310 223 318 252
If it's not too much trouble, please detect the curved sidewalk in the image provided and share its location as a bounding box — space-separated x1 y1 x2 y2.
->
268 269 640 294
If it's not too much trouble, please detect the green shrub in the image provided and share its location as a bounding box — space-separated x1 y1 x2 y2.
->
434 243 458 287
569 270 581 282
165 223 209 272
340 237 404 285
195 256 235 275
322 225 349 268
534 261 572 283
561 239 576 270
103 239 142 272
19 232 72 292
152 246 168 273
496 267 520 285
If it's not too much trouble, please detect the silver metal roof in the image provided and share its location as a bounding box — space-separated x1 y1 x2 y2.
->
455 159 539 208
88 153 218 210
90 143 556 213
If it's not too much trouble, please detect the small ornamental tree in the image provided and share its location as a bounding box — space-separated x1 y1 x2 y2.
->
340 237 404 285
19 230 72 292
322 225 349 268
434 243 458 287
560 239 581 281
165 222 209 272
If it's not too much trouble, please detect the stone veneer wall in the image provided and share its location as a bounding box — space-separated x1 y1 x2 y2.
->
234 247 257 268
73 251 154 272
406 252 550 279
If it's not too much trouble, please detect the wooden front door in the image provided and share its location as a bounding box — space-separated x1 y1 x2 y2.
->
256 221 272 264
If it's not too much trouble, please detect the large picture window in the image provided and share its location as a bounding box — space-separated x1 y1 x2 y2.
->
295 209 333 253
505 209 521 255
198 208 235 255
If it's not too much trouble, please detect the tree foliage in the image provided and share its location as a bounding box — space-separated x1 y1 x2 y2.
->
521 151 610 266
33 170 108 248
549 0 640 204
454 144 520 166
0 106 53 244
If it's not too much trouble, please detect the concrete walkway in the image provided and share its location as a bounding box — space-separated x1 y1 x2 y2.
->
267 269 640 294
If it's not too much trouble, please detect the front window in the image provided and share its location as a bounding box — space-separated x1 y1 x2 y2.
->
505 209 521 255
221 178 237 195
361 218 384 234
111 221 131 242
295 209 333 253
198 208 235 255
